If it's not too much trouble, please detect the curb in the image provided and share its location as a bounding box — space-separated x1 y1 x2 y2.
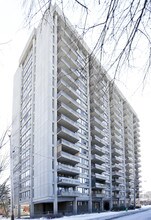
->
104 208 151 220
88 208 151 220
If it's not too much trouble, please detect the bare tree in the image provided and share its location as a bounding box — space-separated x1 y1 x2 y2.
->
21 0 151 84
0 130 10 217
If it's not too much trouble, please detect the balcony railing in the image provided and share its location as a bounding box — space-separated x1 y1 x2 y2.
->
58 176 80 186
112 140 122 149
57 114 79 132
92 193 105 198
112 186 120 191
58 47 77 69
91 126 106 138
111 119 122 129
93 183 106 189
58 69 78 90
58 37 77 61
112 164 124 170
57 91 79 111
58 189 80 197
112 148 123 156
57 102 79 121
90 99 106 113
57 163 79 175
91 154 107 164
112 156 123 163
57 79 79 100
91 116 107 130
57 151 80 165
94 173 107 181
91 145 106 156
57 126 79 143
112 171 124 177
58 139 80 154
92 135 108 147
92 163 106 172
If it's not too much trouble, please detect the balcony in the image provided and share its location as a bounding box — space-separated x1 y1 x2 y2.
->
58 47 77 69
112 140 122 149
58 177 80 186
57 91 79 111
57 151 80 165
58 103 79 121
111 125 122 135
58 79 79 100
125 137 133 145
58 139 79 154
126 163 134 170
91 126 106 138
58 69 78 90
112 186 120 191
112 164 123 171
90 99 106 114
92 154 107 164
111 119 121 129
126 156 133 163
112 156 123 163
112 171 123 177
57 114 79 132
92 193 105 198
114 178 124 184
113 194 120 199
125 150 134 158
94 173 107 181
57 164 79 175
58 189 80 197
112 133 122 143
112 148 123 156
57 126 79 143
92 145 106 156
91 92 104 105
58 58 80 80
93 183 106 189
58 37 77 61
91 108 107 122
57 27 78 51
91 116 107 130
92 135 108 147
92 164 106 172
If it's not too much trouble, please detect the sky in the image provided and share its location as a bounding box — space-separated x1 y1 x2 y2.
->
0 0 151 192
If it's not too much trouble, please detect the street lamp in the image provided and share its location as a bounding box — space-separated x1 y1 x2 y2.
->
8 133 14 220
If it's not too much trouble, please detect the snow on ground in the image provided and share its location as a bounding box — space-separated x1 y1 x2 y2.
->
0 206 151 220
53 206 151 220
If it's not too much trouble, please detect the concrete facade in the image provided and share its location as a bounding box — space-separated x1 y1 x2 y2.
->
11 6 141 217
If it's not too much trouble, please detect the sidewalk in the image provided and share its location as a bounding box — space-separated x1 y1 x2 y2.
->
53 205 151 220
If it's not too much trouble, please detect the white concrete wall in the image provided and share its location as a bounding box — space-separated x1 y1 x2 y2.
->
33 13 55 201
11 67 22 205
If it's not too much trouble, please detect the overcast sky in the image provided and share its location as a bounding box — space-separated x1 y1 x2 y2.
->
0 0 151 192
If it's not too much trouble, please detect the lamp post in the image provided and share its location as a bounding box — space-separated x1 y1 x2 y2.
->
8 133 14 220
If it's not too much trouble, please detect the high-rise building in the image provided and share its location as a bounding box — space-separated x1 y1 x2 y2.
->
11 5 141 218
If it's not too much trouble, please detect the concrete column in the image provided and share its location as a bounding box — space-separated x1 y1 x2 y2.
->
30 203 34 218
88 199 92 213
18 204 21 218
73 198 77 214
100 199 103 211
53 200 58 215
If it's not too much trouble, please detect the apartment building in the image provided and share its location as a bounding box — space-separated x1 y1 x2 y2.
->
110 87 126 207
11 5 141 218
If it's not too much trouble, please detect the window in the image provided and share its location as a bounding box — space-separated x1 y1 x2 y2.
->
52 135 54 145
52 99 54 108
52 88 54 97
52 123 54 132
